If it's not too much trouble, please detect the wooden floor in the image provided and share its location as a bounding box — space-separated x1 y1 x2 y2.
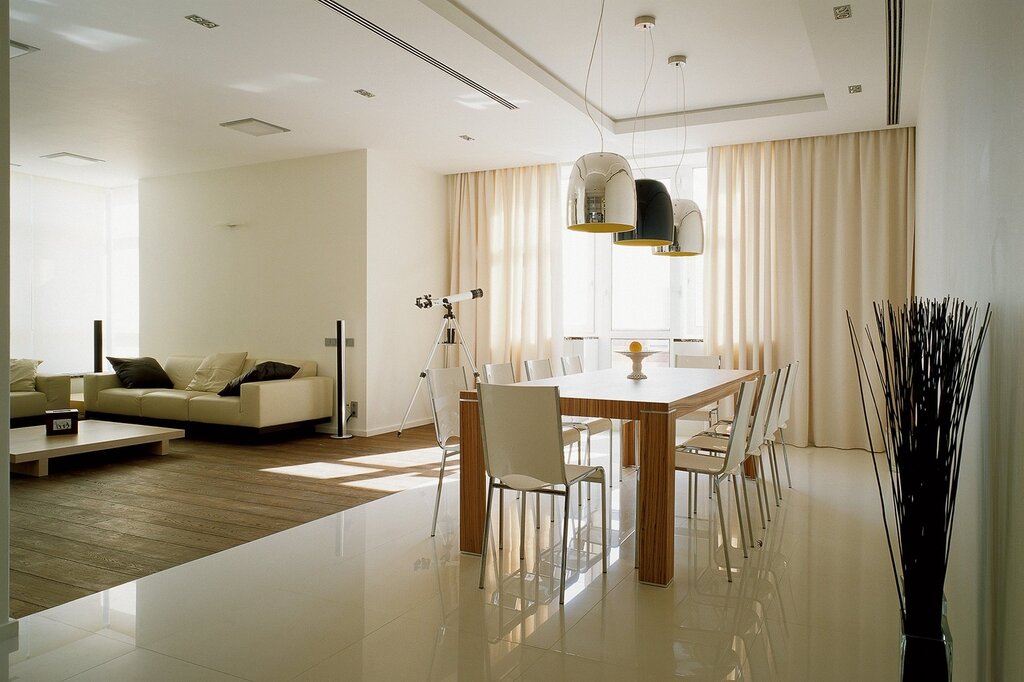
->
8 425 441 618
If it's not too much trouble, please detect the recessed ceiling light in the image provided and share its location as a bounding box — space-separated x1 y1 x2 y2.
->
219 118 291 136
10 40 40 59
458 135 475 142
354 89 375 98
185 14 219 29
848 84 863 94
40 152 106 166
834 5 852 20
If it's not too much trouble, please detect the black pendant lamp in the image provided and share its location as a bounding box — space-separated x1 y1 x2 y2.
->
614 179 673 246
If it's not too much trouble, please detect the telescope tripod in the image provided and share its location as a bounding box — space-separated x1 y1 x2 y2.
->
396 303 479 436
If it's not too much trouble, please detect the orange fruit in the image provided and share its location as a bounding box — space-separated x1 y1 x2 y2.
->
628 341 642 352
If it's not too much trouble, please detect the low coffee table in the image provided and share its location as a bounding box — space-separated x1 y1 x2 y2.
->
9 420 185 477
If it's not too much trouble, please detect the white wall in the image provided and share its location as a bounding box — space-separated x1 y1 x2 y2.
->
139 151 369 433
9 173 112 373
916 0 1024 678
365 150 448 435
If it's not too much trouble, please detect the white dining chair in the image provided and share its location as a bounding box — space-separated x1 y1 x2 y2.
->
672 354 723 427
425 366 467 537
559 355 617 486
773 361 799 488
476 382 607 604
675 378 758 581
482 360 583 526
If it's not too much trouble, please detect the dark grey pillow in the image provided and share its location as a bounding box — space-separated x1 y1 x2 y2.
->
218 361 300 397
107 356 173 389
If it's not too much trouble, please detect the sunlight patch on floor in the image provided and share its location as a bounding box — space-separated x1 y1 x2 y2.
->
342 447 452 468
341 472 453 492
261 462 383 479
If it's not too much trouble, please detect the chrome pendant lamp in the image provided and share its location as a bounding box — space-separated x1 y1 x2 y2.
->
615 179 673 246
653 199 704 256
566 0 637 234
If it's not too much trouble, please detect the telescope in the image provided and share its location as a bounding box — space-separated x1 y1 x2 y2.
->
415 288 483 309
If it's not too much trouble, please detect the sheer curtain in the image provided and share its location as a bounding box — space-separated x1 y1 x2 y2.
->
448 164 562 375
705 128 915 449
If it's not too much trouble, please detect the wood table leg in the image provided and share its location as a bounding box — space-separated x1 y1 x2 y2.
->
620 420 637 467
11 458 47 477
637 408 675 585
459 395 485 554
146 440 170 456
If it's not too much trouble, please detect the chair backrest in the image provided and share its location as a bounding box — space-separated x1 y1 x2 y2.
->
764 365 790 438
672 354 721 370
778 361 799 427
745 369 779 455
561 355 584 375
721 379 758 472
477 383 568 487
425 366 468 448
482 362 516 385
523 358 554 381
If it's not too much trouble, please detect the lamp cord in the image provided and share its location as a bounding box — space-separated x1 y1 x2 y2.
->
583 0 607 153
671 64 689 195
631 27 655 178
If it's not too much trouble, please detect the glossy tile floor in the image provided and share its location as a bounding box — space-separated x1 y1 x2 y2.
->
6 436 901 680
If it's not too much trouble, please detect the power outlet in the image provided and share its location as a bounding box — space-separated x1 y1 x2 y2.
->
349 401 358 418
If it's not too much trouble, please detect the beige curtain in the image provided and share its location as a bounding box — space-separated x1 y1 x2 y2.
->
706 128 915 449
448 164 562 374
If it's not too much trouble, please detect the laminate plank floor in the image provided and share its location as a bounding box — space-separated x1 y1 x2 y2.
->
8 425 442 618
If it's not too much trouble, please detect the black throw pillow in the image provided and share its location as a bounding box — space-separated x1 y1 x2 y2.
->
218 361 300 397
107 356 173 389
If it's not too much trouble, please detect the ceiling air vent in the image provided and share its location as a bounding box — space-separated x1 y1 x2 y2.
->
186 14 219 29
314 0 517 111
220 118 291 136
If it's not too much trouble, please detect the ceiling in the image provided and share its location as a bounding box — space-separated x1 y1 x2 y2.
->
9 0 932 188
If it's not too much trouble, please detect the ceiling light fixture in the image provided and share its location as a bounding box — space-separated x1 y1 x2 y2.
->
219 118 291 136
458 134 475 141
849 84 863 93
617 16 672 247
40 152 105 166
655 54 704 257
185 14 219 29
566 0 637 234
354 89 375 98
833 5 853 20
654 199 704 257
10 40 40 59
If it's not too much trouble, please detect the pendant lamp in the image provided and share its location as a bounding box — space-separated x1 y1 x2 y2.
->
653 199 704 256
567 152 637 233
614 179 673 246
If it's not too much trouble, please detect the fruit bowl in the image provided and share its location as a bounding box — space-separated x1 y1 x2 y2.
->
615 350 660 380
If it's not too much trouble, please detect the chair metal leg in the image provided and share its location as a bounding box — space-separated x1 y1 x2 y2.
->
430 449 447 537
520 493 527 561
758 456 772 522
559 491 572 604
535 493 541 529
687 472 693 519
769 442 783 504
498 488 504 550
752 456 767 529
714 477 732 582
780 430 793 488
739 469 756 547
600 470 608 574
731 474 749 558
478 479 495 590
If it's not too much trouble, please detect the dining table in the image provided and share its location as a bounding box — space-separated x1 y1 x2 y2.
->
458 366 759 586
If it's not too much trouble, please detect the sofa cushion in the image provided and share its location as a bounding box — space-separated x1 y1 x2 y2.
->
10 359 42 392
188 394 245 426
239 358 317 379
140 390 206 421
107 356 174 389
96 387 163 416
185 352 248 393
10 391 46 419
218 361 299 397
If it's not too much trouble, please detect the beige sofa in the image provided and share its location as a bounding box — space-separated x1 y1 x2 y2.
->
10 375 72 426
84 356 333 435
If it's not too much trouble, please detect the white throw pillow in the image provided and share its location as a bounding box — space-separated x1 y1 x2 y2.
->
10 358 42 392
185 352 248 393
